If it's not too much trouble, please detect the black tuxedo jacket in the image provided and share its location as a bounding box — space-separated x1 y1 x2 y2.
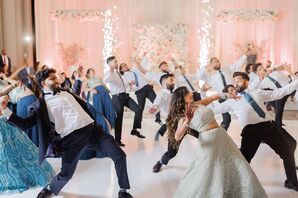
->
7 90 107 164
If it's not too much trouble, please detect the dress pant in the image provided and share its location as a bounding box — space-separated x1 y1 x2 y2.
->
240 121 297 185
271 93 293 129
112 93 142 142
160 129 199 165
218 99 231 131
49 124 130 195
135 84 160 120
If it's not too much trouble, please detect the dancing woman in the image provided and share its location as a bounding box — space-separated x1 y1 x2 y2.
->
0 92 54 194
85 68 115 129
0 73 39 146
167 87 267 198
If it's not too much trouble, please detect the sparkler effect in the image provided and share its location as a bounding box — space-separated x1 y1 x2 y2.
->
198 0 213 67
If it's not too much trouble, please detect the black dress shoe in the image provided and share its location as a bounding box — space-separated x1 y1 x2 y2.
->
152 161 162 173
116 141 125 147
131 130 145 138
37 186 53 198
118 190 133 198
284 180 298 191
155 118 163 125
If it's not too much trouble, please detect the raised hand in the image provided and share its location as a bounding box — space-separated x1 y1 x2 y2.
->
184 104 194 124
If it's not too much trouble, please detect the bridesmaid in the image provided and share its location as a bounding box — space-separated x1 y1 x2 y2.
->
85 68 116 129
0 73 39 146
0 116 54 194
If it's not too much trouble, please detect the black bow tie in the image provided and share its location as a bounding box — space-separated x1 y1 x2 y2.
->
43 89 61 96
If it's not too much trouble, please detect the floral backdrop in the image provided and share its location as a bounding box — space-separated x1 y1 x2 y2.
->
132 23 188 69
55 42 87 72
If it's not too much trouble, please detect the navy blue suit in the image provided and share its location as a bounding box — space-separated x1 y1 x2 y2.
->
7 90 130 195
18 67 35 89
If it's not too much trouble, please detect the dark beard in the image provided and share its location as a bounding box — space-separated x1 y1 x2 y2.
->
166 84 175 92
236 86 245 93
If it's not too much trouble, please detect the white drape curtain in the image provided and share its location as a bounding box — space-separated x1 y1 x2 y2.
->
0 0 33 70
35 0 298 77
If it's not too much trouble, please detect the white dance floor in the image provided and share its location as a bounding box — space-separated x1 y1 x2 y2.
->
2 116 298 198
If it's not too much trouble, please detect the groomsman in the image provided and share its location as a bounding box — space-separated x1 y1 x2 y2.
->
150 75 200 173
104 56 145 147
197 54 247 130
119 58 162 125
145 61 172 85
0 68 133 198
249 64 294 129
149 73 175 141
211 72 298 191
174 63 201 101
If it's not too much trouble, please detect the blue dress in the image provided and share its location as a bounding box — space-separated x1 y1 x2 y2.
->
16 95 39 146
0 117 55 194
86 78 116 128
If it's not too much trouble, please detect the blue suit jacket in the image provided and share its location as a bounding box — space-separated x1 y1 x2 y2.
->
7 90 109 165
18 67 35 87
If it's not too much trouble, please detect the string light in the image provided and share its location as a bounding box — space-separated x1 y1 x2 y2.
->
198 0 213 67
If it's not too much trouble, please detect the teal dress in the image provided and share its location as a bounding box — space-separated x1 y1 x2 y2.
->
0 117 55 194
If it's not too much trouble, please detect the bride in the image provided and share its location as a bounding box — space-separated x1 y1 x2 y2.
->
167 87 267 198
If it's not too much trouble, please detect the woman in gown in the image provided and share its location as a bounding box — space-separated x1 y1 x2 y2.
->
0 115 55 194
167 87 267 198
85 68 116 129
0 73 39 146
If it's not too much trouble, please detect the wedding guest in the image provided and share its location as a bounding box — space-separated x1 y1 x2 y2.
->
104 56 145 147
0 49 12 75
245 63 258 82
197 53 247 130
0 68 133 198
85 68 115 129
210 72 298 191
0 72 39 146
173 62 201 101
249 63 294 129
119 57 162 125
18 58 36 90
149 73 175 142
169 87 267 198
0 115 54 194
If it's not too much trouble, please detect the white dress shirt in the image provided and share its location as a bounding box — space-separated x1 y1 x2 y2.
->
152 88 172 117
175 74 197 91
249 71 292 91
210 80 298 128
122 71 138 92
197 55 247 93
145 71 168 85
1 55 8 65
248 72 258 82
104 69 126 95
2 91 94 138
44 91 94 138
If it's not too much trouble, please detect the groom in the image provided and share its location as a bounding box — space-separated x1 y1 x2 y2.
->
0 68 133 198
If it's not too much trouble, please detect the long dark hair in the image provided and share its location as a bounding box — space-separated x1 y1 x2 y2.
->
166 86 189 149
